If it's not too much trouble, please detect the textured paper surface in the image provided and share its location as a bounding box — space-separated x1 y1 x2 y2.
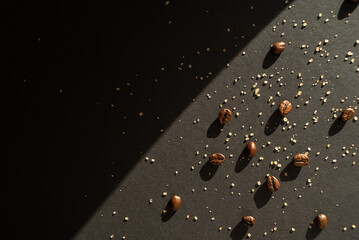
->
10 0 359 239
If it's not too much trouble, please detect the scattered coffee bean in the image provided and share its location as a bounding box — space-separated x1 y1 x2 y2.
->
350 0 359 3
209 153 225 165
245 142 257 158
293 154 310 167
341 108 355 121
218 109 232 124
316 214 327 229
242 216 256 227
272 42 286 54
266 175 280 192
278 100 292 116
171 195 182 211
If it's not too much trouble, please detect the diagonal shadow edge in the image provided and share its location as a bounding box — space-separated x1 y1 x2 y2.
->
11 0 297 238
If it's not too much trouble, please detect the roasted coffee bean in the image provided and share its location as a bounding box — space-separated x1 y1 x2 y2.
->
242 216 255 227
293 154 310 167
218 108 232 124
350 0 359 3
341 108 355 121
245 142 257 158
278 100 292 116
266 175 280 192
272 42 286 54
316 214 327 229
171 195 182 211
209 153 225 165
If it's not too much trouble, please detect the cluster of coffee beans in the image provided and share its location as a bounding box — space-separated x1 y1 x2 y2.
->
213 102 354 228
168 42 356 232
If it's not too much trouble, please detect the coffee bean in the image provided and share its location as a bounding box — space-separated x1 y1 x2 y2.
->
341 108 355 121
218 108 232 124
278 100 292 116
266 175 280 192
316 214 327 229
293 154 310 167
272 42 286 54
245 142 257 158
242 216 255 227
350 0 359 3
209 153 225 165
171 195 182 211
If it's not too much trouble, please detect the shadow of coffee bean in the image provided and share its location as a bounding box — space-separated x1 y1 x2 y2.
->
262 49 280 69
328 117 346 136
305 219 322 240
264 109 284 136
235 148 251 173
200 161 219 181
161 200 177 222
207 118 223 138
279 162 301 181
338 0 358 20
254 184 272 208
230 221 248 240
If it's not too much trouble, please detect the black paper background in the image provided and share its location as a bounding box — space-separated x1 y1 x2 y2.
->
6 0 359 239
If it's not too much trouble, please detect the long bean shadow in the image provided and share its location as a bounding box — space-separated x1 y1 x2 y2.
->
230 221 248 240
235 148 251 173
254 183 272 208
262 49 280 69
279 162 301 181
328 117 346 136
305 220 322 240
200 161 219 181
207 118 223 138
338 0 358 20
264 109 284 136
161 200 177 222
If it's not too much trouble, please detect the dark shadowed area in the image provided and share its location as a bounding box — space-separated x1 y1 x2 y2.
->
6 0 294 238
230 221 248 240
305 219 323 240
253 183 272 208
328 117 347 136
338 0 358 20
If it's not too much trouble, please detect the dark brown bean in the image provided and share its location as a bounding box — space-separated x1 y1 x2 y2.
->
271 42 286 54
245 142 257 158
341 108 355 121
242 216 255 227
293 154 310 167
218 108 232 124
209 153 225 165
171 195 182 211
266 175 280 192
350 0 359 3
278 100 292 116
316 214 327 229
